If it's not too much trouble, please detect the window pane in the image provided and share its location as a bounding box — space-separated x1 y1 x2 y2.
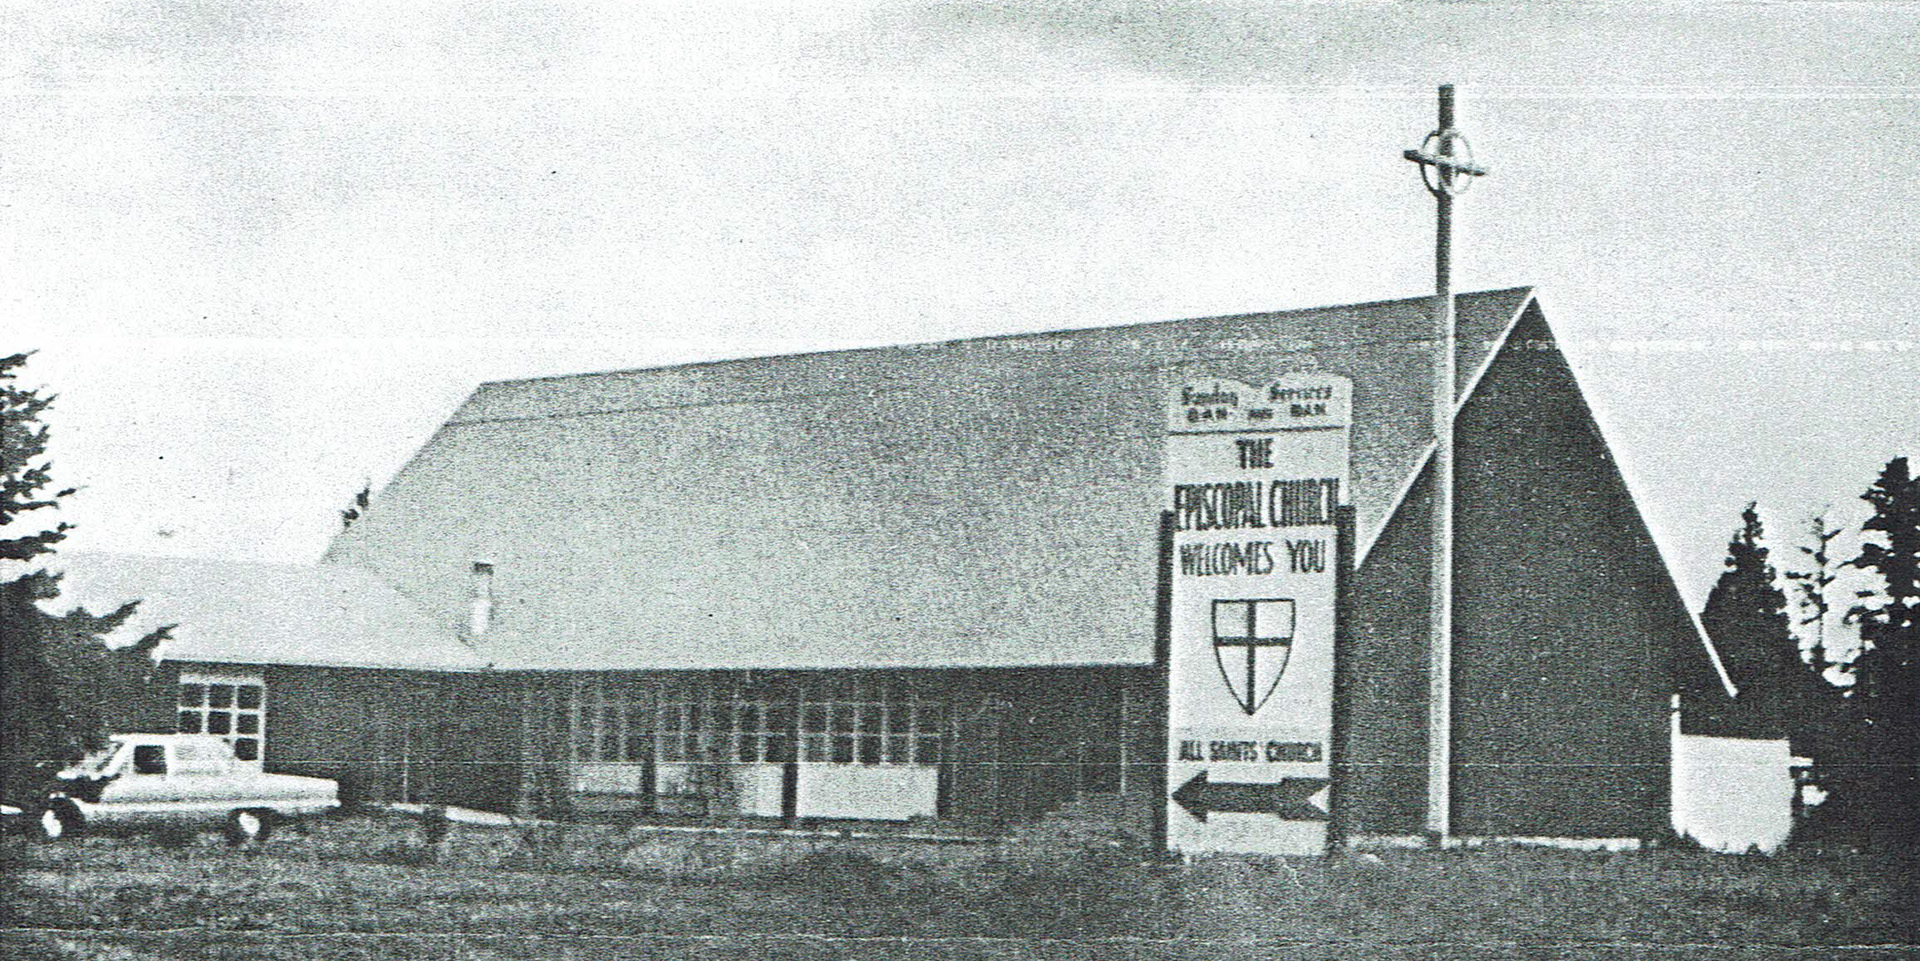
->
831 735 854 763
802 734 826 762
208 685 235 709
916 735 943 765
234 738 260 761
736 733 759 763
765 705 792 735
179 683 205 707
235 714 260 735
858 735 882 765
133 745 167 775
1087 762 1120 793
236 686 263 710
206 712 232 735
739 704 760 734
765 735 794 764
860 704 884 737
802 704 827 734
886 733 910 764
178 711 203 733
830 705 855 734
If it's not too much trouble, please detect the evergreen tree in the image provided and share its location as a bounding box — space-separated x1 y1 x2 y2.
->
1785 511 1844 676
0 353 166 806
0 354 72 562
1837 457 1920 850
1781 511 1851 840
1695 503 1800 739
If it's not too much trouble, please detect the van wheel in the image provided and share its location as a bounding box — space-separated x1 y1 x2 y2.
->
38 802 82 841
226 809 273 846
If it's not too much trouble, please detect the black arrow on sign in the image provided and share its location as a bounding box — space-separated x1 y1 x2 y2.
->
1171 771 1328 823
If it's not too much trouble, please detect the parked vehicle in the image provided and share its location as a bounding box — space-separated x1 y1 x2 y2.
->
37 734 339 844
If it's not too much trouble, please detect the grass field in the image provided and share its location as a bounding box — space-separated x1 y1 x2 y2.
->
2 812 1914 960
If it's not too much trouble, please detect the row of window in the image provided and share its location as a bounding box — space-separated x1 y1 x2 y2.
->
569 677 948 766
177 674 266 762
168 671 957 771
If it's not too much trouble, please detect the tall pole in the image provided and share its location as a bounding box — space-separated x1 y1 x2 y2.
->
1403 85 1487 844
1428 86 1457 843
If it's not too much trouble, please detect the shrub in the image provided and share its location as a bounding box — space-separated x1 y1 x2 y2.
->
981 843 1175 939
765 847 933 903
369 841 437 868
152 824 197 850
420 806 451 846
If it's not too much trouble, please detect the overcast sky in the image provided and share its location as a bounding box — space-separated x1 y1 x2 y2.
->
8 2 1917 620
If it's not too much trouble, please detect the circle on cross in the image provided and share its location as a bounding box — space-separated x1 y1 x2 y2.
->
1416 129 1477 198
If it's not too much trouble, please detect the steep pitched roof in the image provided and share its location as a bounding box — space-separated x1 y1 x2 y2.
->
47 553 485 671
329 288 1539 670
1352 300 1736 699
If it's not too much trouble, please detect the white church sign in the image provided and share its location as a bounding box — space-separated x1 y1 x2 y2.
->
1165 372 1352 855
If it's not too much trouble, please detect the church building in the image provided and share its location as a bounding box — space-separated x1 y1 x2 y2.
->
306 286 1734 850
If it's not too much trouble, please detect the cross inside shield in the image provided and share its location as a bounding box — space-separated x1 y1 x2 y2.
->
1212 598 1297 716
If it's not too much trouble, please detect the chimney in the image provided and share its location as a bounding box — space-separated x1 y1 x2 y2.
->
467 560 495 639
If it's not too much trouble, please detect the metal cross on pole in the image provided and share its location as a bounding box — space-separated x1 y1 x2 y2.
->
1402 84 1488 843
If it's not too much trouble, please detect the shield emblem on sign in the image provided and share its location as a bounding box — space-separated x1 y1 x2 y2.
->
1212 598 1296 716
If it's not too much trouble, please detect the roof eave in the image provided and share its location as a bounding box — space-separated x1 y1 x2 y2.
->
1353 289 1738 699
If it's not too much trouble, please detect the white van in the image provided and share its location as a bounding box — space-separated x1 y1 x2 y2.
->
39 733 339 844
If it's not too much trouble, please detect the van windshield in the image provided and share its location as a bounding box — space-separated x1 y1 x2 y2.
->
71 743 122 777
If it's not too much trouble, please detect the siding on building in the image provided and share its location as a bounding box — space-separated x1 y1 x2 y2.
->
50 552 507 811
1338 465 1433 835
99 659 520 810
505 666 1162 835
1449 306 1685 839
1340 304 1710 839
263 665 520 810
95 660 183 737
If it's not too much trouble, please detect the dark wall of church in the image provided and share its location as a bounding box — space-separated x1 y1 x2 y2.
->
1447 307 1686 839
266 666 519 811
1339 469 1434 836
94 660 182 736
954 667 1163 836
1339 305 1700 840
